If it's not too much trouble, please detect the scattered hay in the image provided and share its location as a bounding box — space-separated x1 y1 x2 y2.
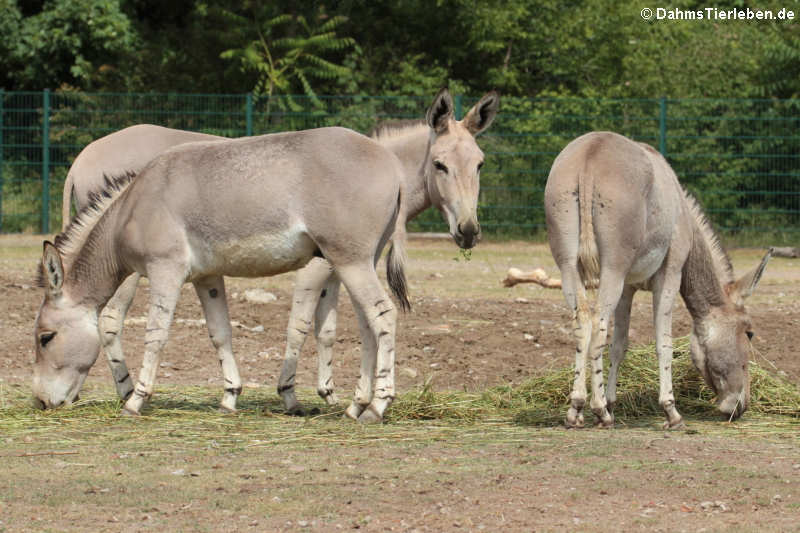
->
388 377 489 422
1 337 796 442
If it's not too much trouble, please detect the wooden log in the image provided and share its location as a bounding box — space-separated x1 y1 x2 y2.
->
502 267 562 289
770 246 800 258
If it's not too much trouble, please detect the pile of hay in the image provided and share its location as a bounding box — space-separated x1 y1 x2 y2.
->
484 336 800 424
389 336 799 425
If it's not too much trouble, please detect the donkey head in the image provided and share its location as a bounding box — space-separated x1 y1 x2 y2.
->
425 88 499 249
690 249 771 419
31 242 101 409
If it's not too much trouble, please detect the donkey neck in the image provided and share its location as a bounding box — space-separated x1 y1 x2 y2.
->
63 202 130 308
373 124 432 220
679 200 734 321
53 174 135 309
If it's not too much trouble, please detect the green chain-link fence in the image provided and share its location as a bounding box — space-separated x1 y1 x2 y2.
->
1 90 799 239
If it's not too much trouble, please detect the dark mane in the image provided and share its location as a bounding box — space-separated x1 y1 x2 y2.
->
36 171 136 288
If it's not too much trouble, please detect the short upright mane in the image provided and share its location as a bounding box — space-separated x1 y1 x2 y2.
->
682 188 734 284
36 171 135 286
369 119 428 141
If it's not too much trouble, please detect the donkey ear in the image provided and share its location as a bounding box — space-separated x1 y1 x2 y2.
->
730 248 772 300
426 87 454 133
463 90 500 136
42 241 65 298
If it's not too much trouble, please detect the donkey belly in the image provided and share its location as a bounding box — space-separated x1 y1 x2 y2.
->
625 246 668 285
190 228 318 279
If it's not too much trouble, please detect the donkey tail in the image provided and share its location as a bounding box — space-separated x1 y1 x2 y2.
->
386 187 411 312
577 171 600 286
61 172 75 232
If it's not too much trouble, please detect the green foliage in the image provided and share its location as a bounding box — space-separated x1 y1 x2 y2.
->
8 0 136 90
221 8 355 110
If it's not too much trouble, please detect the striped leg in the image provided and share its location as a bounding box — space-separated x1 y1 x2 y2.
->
278 258 331 414
194 276 241 413
587 274 624 428
568 294 592 428
606 285 635 420
337 264 397 423
652 272 684 429
314 276 341 405
343 304 377 420
560 262 591 429
98 273 140 401
122 271 183 416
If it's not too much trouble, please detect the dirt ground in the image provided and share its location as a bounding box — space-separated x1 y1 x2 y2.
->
1 235 799 531
2 236 799 393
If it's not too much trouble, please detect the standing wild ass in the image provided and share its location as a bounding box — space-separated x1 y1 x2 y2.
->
60 125 225 403
278 91 499 414
33 124 412 423
545 131 770 429
32 89 485 423
54 90 498 415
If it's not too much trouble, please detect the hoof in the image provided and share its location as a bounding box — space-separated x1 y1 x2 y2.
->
218 405 237 414
357 406 383 424
663 418 685 430
322 392 339 406
591 406 614 429
120 406 140 417
345 402 365 421
565 407 585 429
286 405 305 417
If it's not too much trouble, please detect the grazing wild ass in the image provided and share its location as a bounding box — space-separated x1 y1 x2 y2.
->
545 131 770 429
60 125 225 403
277 90 499 414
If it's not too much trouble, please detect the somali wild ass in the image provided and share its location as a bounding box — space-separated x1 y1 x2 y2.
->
60 125 225 403
53 91 498 415
32 89 485 423
33 124 415 423
277 91 499 414
545 131 770 428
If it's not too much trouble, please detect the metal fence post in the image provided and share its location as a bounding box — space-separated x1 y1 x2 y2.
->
0 89 4 231
658 96 667 157
455 93 463 120
246 93 253 136
42 89 50 234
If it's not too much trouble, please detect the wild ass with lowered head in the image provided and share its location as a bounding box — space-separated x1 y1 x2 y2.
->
277 90 499 414
33 125 414 423
545 131 770 429
60 124 225 404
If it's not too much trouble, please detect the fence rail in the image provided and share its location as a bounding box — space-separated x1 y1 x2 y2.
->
1 90 799 239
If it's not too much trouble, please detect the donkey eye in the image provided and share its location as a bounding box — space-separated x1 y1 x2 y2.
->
746 331 754 341
39 332 56 347
433 160 449 173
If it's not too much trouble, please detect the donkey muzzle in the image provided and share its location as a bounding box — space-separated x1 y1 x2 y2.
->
454 219 481 249
717 389 749 420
